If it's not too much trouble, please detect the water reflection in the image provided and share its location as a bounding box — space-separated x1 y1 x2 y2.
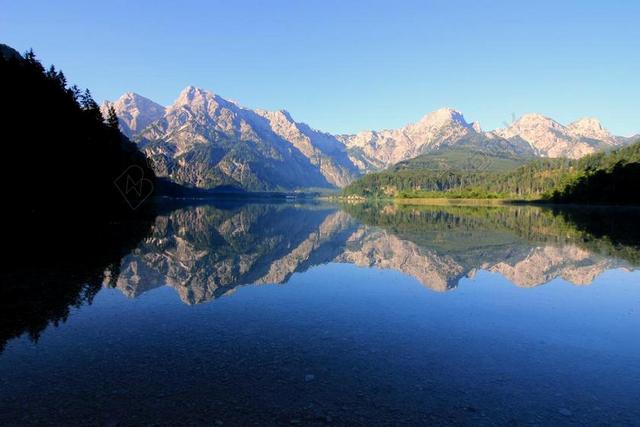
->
0 214 154 352
112 204 358 303
111 202 639 303
2 201 640 425
3 201 639 350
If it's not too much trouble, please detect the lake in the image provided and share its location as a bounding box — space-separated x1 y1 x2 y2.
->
2 201 639 426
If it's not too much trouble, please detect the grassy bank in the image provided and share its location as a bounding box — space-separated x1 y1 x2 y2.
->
392 197 529 206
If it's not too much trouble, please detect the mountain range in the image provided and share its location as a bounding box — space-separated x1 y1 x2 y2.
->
104 87 637 191
104 87 358 191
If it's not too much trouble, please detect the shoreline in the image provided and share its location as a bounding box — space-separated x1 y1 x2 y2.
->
392 197 529 206
336 196 640 209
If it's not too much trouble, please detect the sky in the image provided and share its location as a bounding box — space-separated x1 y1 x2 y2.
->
2 0 639 136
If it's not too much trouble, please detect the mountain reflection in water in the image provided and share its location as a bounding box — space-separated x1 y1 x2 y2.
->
2 201 640 426
111 202 639 304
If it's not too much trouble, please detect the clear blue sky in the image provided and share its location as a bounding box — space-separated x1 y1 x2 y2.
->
2 0 638 135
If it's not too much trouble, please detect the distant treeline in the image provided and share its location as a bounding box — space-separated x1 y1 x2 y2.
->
343 142 640 205
0 44 156 219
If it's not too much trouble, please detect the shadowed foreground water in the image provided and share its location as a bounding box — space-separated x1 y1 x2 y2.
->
1 202 639 426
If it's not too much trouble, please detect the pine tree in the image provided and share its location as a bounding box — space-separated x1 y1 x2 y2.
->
68 85 81 103
79 88 103 123
80 88 96 110
106 103 120 130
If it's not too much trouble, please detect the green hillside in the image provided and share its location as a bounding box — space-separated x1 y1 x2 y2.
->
343 141 640 204
390 147 528 173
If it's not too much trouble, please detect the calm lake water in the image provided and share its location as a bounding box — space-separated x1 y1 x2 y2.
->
2 202 640 426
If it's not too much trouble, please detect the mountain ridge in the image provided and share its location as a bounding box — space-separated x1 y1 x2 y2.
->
104 87 635 190
107 86 359 191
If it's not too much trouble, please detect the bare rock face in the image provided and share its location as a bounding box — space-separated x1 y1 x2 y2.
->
254 109 357 188
101 92 165 138
106 85 635 186
567 117 614 142
108 86 359 191
338 108 533 171
339 108 476 170
494 113 622 159
339 110 631 171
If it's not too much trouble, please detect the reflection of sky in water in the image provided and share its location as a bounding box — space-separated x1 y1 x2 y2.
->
2 204 640 425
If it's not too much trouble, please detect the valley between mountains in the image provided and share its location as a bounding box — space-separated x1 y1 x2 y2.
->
104 87 637 192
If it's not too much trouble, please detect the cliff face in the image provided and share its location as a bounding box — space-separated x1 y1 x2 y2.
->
105 87 634 191
105 87 359 191
101 92 165 138
339 108 532 171
493 114 622 159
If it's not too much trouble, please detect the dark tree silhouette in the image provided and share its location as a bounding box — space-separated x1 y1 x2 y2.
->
0 45 156 219
0 44 160 351
552 162 640 205
106 103 120 130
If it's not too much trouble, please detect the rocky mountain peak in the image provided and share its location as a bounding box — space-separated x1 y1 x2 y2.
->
494 113 621 159
571 117 603 129
118 91 143 103
103 91 165 137
113 91 157 107
175 85 215 106
124 86 360 190
255 108 295 124
568 117 611 140
277 109 294 122
107 81 632 186
513 113 562 128
416 107 470 129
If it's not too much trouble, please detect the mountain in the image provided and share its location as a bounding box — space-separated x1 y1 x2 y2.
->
101 92 165 137
252 108 357 187
337 108 533 171
106 86 359 191
338 109 633 171
493 113 623 158
616 133 640 145
345 139 640 201
105 86 635 189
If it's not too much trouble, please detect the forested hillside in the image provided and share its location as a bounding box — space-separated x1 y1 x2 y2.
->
0 44 156 218
343 141 640 204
